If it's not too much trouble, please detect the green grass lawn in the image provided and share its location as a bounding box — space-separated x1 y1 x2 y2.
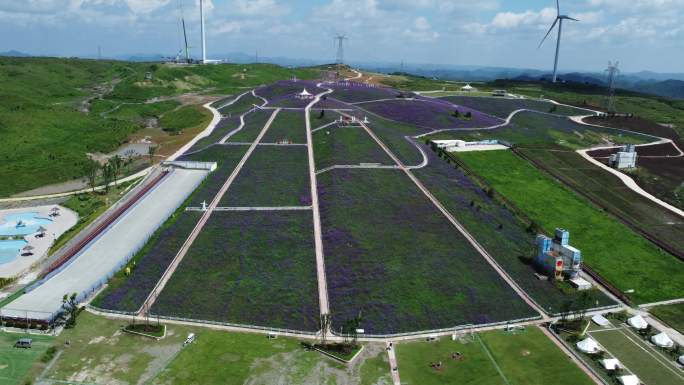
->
359 348 392 385
455 150 684 304
0 332 53 385
159 105 210 133
397 327 593 385
588 327 684 385
650 303 684 335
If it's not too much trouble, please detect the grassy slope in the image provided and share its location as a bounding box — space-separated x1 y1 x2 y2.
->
0 57 319 197
0 332 53 385
649 303 684 335
397 327 593 385
456 150 684 304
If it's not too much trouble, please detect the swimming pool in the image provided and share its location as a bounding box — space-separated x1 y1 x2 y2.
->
0 212 52 236
0 239 27 264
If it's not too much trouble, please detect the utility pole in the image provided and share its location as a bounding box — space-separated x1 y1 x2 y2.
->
200 0 206 64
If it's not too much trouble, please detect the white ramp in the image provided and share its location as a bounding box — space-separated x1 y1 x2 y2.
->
1 168 208 320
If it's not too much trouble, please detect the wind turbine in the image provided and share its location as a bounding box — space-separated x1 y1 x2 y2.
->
539 0 578 83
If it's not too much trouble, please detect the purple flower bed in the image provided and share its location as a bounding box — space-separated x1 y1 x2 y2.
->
220 145 311 207
313 123 393 170
93 211 202 312
318 168 536 334
441 96 592 118
151 211 320 331
412 141 614 312
315 96 352 110
360 98 502 130
217 93 263 116
185 116 241 153
254 80 324 102
179 145 249 206
327 82 401 103
226 109 273 143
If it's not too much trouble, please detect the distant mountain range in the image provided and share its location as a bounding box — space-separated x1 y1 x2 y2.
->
2 50 683 99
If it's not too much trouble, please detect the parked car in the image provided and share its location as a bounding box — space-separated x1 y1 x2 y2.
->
14 338 32 348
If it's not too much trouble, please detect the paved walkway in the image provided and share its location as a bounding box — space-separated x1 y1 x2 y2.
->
137 108 282 316
185 206 312 212
305 84 333 316
386 341 401 385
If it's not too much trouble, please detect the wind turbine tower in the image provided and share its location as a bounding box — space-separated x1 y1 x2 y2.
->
539 0 578 83
335 34 347 65
605 61 620 113
200 0 206 64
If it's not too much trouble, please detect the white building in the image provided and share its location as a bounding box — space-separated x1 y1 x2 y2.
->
609 144 637 169
430 139 507 153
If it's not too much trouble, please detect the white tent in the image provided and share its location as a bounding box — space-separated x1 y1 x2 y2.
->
601 358 621 370
461 84 474 92
576 338 601 354
678 355 684 365
618 375 640 385
628 315 648 330
592 314 610 327
651 332 674 348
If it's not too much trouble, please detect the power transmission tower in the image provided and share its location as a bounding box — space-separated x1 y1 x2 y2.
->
605 61 620 114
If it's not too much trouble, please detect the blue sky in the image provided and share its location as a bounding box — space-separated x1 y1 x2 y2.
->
1 0 682 73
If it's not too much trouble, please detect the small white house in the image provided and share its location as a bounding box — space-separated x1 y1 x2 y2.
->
609 144 637 169
618 375 640 385
601 358 621 370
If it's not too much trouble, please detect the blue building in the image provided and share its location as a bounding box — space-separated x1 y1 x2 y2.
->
535 228 582 280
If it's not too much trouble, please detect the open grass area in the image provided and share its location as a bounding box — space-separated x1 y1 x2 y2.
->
455 150 684 304
414 143 613 313
313 126 393 170
429 111 651 149
318 168 535 334
225 108 273 143
397 326 594 385
441 95 590 118
217 92 262 116
159 104 210 133
220 146 311 207
650 303 684 335
587 326 684 385
0 331 53 385
261 110 307 143
151 211 319 331
516 145 684 257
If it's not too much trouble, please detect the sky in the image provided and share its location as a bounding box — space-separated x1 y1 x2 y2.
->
1 0 683 73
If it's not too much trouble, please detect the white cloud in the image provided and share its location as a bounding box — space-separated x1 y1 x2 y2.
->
490 7 556 29
229 0 288 16
123 0 169 14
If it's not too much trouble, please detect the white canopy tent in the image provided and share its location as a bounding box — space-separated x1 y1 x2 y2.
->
627 315 648 330
651 332 674 348
577 337 601 354
678 355 684 365
601 358 621 370
461 84 475 92
592 314 611 327
618 375 640 385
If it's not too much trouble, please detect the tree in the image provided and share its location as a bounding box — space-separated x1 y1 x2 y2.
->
101 163 114 194
148 145 158 165
83 159 99 193
62 292 79 328
452 109 460 118
464 111 472 119
109 155 123 186
318 109 326 119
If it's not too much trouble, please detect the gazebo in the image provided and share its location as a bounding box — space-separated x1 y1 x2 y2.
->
296 89 314 100
461 84 475 92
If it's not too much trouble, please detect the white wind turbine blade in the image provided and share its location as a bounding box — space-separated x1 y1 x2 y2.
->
539 18 559 48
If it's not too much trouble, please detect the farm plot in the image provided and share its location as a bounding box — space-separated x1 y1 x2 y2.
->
518 145 684 257
414 143 613 313
455 150 684 304
217 92 262 116
441 95 590 118
186 115 241 152
328 83 401 103
313 125 393 171
429 111 651 149
93 210 201 312
178 145 249 206
260 110 306 143
318 168 536 335
151 210 319 331
225 108 273 143
220 146 311 207
588 143 684 210
397 327 594 385
584 115 683 148
358 99 501 130
351 111 427 166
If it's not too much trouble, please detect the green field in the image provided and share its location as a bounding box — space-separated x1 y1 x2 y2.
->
0 332 53 385
313 125 393 170
159 104 210 133
455 150 684 304
650 303 684 335
0 57 319 197
397 327 594 385
588 326 684 385
261 110 307 143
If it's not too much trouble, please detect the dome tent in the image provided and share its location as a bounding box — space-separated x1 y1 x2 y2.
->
576 337 601 354
627 315 648 330
651 332 674 348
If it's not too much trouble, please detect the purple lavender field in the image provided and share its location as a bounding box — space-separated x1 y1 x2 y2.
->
318 168 536 334
254 80 323 102
359 98 502 130
151 210 320 331
327 82 401 103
